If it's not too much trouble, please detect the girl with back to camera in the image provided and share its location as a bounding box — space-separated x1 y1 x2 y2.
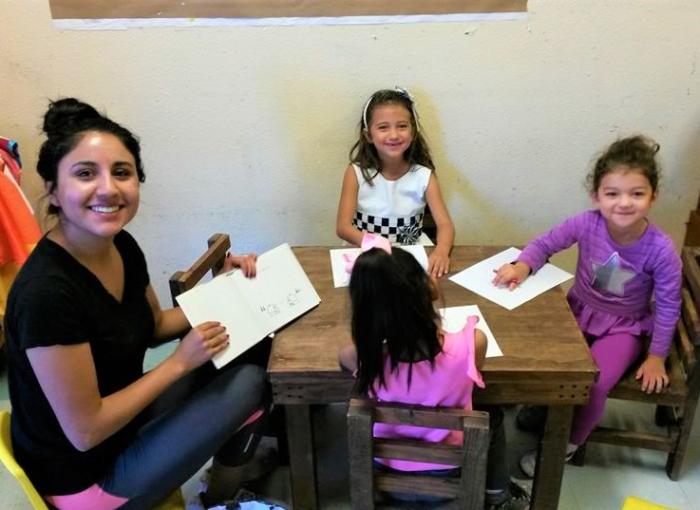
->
5 98 274 509
339 234 530 509
492 135 682 477
336 87 455 278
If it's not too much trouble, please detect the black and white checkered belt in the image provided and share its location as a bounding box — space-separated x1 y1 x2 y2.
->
353 211 424 244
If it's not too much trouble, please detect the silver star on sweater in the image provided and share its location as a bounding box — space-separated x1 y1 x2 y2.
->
591 252 635 296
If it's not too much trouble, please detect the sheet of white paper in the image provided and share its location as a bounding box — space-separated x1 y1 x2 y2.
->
177 243 320 368
449 247 573 310
439 305 502 358
329 245 429 288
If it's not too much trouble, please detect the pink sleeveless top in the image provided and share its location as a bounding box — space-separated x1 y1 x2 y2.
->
371 315 485 471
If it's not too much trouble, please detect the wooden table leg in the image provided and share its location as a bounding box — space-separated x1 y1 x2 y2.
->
531 405 573 510
285 404 318 510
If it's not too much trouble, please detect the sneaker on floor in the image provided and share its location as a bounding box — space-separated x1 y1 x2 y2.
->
519 449 537 479
519 448 577 479
201 489 288 510
486 481 531 510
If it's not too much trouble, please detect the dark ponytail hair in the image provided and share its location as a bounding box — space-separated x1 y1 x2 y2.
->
349 248 441 396
38 98 145 215
587 135 661 194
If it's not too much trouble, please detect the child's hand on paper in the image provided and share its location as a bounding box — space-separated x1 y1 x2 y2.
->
223 252 258 277
492 261 530 290
173 321 229 371
428 247 450 278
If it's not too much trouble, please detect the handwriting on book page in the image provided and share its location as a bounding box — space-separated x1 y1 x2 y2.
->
259 288 303 318
232 246 319 326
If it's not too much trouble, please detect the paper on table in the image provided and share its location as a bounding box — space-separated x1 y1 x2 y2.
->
449 247 573 310
176 243 320 368
329 244 429 288
439 305 502 358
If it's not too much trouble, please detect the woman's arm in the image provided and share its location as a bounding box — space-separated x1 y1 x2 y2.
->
425 173 454 278
147 285 190 341
222 252 257 277
27 320 228 451
336 165 364 246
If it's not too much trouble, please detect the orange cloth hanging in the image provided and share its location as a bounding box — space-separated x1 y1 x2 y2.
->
0 139 41 316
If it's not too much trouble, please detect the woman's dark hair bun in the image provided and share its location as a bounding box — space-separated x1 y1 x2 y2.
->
43 98 102 138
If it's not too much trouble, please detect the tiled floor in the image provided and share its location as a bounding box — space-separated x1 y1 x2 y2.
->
2 347 699 509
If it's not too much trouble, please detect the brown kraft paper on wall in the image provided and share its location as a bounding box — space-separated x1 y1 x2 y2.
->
50 0 527 19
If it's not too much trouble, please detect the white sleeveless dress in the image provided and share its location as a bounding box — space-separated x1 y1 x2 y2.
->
352 163 433 245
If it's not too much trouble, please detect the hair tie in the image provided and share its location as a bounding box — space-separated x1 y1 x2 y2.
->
343 233 392 274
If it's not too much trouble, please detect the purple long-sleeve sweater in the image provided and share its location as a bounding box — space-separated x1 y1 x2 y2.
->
518 210 681 357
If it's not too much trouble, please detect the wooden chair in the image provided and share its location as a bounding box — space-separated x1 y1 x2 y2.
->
168 233 230 305
572 245 700 479
347 398 489 509
0 411 185 510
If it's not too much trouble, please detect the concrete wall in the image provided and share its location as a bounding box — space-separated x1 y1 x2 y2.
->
2 0 699 301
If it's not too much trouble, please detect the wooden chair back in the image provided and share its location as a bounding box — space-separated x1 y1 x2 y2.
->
347 398 489 509
168 233 230 306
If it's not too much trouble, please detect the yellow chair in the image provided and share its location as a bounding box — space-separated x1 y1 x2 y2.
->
621 496 677 510
0 410 48 509
0 410 185 510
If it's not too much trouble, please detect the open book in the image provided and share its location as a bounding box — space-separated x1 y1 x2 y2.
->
176 243 321 368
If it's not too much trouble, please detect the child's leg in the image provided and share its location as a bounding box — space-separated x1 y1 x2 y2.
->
570 333 642 445
481 405 509 492
103 363 269 510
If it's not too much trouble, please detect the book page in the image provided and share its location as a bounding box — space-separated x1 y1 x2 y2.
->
176 243 320 368
231 243 321 329
175 277 268 367
329 244 429 288
449 247 573 310
439 305 502 358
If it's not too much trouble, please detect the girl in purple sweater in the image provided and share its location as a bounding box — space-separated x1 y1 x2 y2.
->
493 135 682 476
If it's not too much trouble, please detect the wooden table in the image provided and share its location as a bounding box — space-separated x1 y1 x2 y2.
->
269 246 597 510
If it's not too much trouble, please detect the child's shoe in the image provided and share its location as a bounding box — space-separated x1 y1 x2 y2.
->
485 481 531 510
199 447 281 508
518 444 578 478
200 489 288 509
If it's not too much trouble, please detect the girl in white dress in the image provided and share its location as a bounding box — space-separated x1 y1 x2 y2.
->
336 87 454 278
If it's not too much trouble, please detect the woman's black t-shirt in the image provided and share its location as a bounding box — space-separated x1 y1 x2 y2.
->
5 230 155 495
